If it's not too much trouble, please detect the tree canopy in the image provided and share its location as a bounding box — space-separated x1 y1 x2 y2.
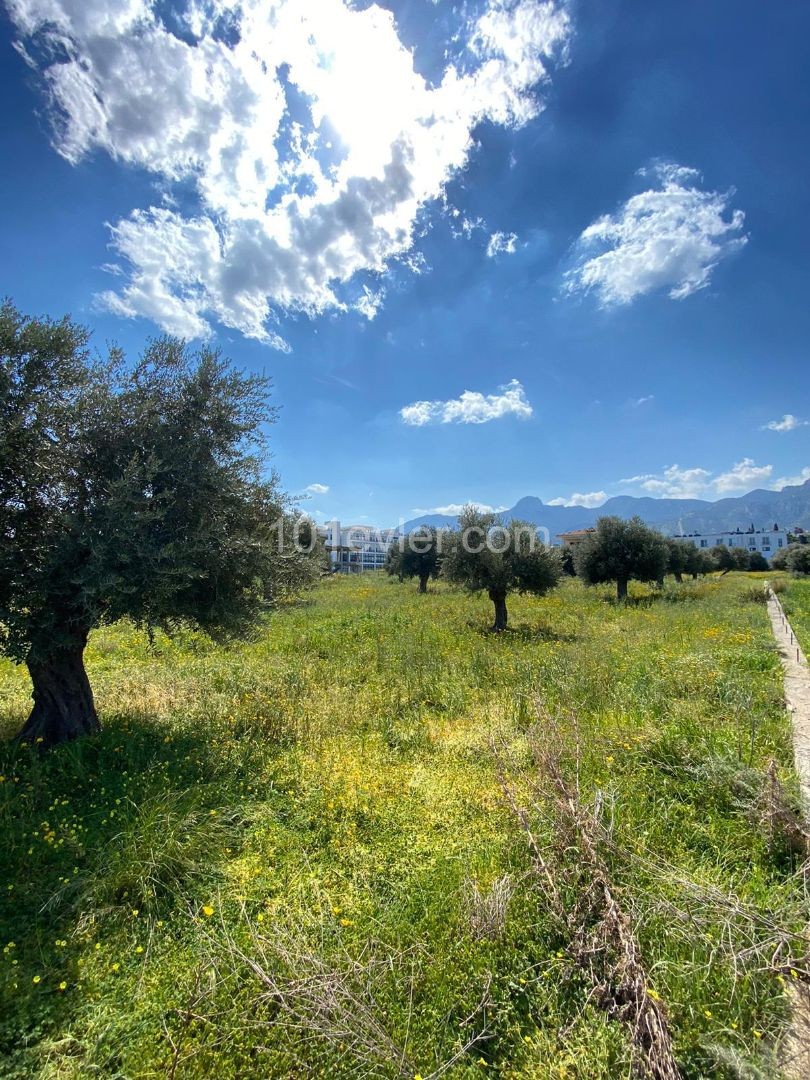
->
386 526 442 592
709 544 751 573
681 544 714 579
1 302 318 746
770 546 791 571
665 538 691 582
441 506 561 630
574 516 669 600
786 544 810 575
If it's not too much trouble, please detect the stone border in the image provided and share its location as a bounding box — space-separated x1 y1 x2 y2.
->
766 583 810 1077
766 585 810 808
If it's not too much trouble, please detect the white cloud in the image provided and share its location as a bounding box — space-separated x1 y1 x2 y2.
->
304 482 330 495
486 230 518 257
400 378 533 426
632 394 654 407
764 414 807 433
411 502 508 517
565 163 747 307
773 466 810 489
619 459 773 499
623 465 713 499
547 491 608 508
354 286 385 321
712 458 773 495
9 0 571 346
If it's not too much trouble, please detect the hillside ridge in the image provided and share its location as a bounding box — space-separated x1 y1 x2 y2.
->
399 479 810 535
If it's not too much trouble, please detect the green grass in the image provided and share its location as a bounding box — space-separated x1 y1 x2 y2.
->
0 573 806 1078
782 576 810 658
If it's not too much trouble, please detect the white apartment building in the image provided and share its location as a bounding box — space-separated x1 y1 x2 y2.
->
671 523 788 561
318 522 398 573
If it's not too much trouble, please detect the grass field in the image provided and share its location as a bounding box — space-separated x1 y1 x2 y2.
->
783 577 810 660
1 572 807 1078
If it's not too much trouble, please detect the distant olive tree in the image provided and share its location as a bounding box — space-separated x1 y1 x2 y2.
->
386 526 442 592
1 302 319 748
442 506 561 631
574 516 669 601
682 545 714 579
747 552 769 572
710 545 750 574
559 547 576 576
787 545 810 575
770 546 791 571
665 538 691 583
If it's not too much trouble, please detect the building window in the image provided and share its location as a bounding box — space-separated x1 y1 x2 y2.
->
778 539 783 547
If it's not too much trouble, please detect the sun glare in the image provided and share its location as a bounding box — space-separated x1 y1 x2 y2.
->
306 5 426 176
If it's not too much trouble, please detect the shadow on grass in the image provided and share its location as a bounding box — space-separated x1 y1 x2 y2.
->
0 711 288 1071
594 592 664 609
468 621 579 643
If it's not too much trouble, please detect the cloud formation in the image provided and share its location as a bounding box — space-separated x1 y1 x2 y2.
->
774 466 810 488
8 0 571 346
565 163 747 306
400 378 533 426
620 458 774 499
411 502 508 517
486 231 518 257
547 491 608 508
304 483 330 495
764 414 807 432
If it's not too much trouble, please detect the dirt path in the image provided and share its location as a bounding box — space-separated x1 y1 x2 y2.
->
766 584 810 1077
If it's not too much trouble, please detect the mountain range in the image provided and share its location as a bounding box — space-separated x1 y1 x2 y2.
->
399 479 810 537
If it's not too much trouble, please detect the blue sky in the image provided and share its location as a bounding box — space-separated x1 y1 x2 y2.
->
1 0 808 526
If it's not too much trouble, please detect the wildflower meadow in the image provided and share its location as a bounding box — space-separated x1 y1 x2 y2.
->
0 572 806 1078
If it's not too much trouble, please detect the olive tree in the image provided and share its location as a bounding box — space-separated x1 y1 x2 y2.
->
386 526 442 592
665 538 691 583
682 545 714 579
770 546 791 571
787 545 810 575
441 506 561 631
710 545 750 573
574 516 669 601
1 303 318 748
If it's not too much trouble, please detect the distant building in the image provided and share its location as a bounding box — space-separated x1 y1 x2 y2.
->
318 522 398 573
556 528 596 549
671 523 789 561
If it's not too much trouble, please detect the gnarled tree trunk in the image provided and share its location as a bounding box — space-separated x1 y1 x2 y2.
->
616 578 628 601
489 589 508 632
418 572 429 594
17 639 99 748
674 572 683 583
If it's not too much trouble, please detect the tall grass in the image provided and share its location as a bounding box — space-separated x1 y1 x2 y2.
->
783 576 810 657
0 573 805 1078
